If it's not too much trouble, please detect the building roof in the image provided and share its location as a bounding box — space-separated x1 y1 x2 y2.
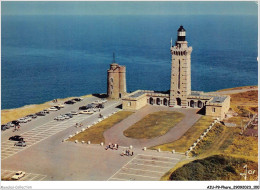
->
178 25 186 32
210 96 227 103
129 91 146 98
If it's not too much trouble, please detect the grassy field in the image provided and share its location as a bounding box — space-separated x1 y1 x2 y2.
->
68 111 133 144
150 116 213 152
161 88 258 181
1 95 92 125
217 85 257 92
168 155 258 181
123 111 184 139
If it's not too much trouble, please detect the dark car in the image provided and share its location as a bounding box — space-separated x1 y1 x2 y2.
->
96 104 104 108
64 113 73 118
73 98 83 102
2 124 10 129
9 135 24 141
36 112 46 116
27 114 37 119
1 125 7 131
79 106 88 110
12 120 20 125
54 106 61 110
64 100 76 104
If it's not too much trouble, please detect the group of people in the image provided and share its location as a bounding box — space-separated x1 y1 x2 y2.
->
105 143 119 150
120 149 134 156
75 123 83 128
53 99 58 103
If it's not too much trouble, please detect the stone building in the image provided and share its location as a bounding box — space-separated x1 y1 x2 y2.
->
109 26 230 120
107 54 127 99
169 25 192 108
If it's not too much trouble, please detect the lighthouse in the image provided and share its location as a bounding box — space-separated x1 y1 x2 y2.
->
169 25 192 107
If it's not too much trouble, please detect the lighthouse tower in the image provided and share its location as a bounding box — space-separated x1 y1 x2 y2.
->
169 26 192 107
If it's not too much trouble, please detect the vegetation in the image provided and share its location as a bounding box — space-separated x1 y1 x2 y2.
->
161 87 258 181
69 111 133 144
1 94 92 124
150 116 213 152
168 155 258 181
217 85 257 92
123 111 184 139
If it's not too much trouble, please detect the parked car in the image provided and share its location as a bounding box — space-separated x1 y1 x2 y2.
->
79 110 94 114
65 113 73 118
53 106 61 110
11 120 20 125
36 112 46 116
9 135 24 141
27 114 37 119
73 97 83 102
79 106 88 110
57 104 65 108
54 116 65 121
48 107 58 111
18 117 31 123
11 171 26 180
70 111 78 115
64 100 76 104
6 122 15 128
1 125 7 131
96 104 104 108
43 109 50 114
14 141 26 147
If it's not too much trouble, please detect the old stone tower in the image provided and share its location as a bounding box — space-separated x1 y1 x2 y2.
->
169 26 192 107
107 54 127 99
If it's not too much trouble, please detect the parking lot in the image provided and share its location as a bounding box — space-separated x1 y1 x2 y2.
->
1 99 121 161
108 154 182 181
1 169 47 181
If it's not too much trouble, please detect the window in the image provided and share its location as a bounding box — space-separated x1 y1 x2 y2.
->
110 78 113 83
212 107 216 112
128 102 131 106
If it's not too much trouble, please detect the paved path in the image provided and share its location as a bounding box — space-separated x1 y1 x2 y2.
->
104 105 201 148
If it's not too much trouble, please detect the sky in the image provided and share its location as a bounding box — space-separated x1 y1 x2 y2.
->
1 1 258 16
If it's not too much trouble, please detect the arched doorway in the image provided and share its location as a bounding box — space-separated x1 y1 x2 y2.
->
163 98 168 106
149 97 154 105
198 101 202 108
156 98 160 105
176 98 181 106
190 100 194 108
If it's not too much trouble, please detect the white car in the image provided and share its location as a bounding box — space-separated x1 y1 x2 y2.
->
57 104 65 108
79 110 94 114
11 171 26 180
62 115 70 119
48 107 58 111
54 116 65 121
18 117 31 123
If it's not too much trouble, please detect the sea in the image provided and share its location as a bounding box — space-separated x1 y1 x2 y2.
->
1 15 258 109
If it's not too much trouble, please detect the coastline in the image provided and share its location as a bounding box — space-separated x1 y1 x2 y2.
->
1 85 258 125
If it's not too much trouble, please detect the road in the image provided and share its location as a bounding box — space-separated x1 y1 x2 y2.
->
1 96 185 181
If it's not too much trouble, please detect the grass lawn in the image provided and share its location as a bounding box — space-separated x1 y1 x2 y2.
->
68 111 133 144
123 111 184 139
150 116 213 152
